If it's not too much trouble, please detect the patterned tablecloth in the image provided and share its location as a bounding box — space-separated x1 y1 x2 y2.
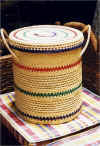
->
0 88 100 145
48 126 100 146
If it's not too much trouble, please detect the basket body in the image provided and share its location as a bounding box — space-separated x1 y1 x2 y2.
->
8 25 84 124
13 48 82 124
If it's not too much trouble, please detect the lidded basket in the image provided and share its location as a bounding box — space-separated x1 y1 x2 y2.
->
1 24 91 124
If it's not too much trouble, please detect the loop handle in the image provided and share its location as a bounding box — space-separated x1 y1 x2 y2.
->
80 24 91 56
64 21 97 53
1 28 19 62
64 22 91 56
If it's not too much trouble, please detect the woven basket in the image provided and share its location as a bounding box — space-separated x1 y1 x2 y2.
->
1 24 91 124
0 55 14 94
0 36 14 94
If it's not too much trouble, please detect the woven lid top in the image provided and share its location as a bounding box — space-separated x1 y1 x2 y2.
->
9 25 84 53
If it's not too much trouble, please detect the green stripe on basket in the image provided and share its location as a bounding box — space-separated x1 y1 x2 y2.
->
15 82 82 97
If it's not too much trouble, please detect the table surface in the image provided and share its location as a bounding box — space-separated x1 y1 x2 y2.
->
0 88 100 145
48 125 100 146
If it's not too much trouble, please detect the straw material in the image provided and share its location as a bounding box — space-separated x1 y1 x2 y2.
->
0 55 14 94
9 25 84 51
7 25 84 124
16 107 82 125
13 50 82 124
15 86 82 124
64 21 97 52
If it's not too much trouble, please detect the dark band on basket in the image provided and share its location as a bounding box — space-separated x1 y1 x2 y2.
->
9 42 83 53
14 82 82 97
15 105 82 121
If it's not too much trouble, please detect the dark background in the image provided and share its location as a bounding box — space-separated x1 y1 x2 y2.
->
1 0 97 33
1 0 97 56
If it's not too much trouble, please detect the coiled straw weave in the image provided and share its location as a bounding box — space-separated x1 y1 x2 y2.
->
1 25 88 124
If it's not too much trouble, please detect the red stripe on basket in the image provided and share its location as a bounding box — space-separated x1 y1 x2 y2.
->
14 59 81 72
0 98 40 141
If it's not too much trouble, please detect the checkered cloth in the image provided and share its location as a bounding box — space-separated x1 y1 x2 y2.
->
48 126 100 146
0 88 100 144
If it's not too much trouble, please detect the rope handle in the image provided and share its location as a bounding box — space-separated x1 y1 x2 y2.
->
80 24 91 56
64 22 91 57
0 28 19 62
64 22 97 53
1 23 97 58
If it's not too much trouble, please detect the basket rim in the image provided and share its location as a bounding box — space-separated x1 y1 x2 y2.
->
8 25 84 50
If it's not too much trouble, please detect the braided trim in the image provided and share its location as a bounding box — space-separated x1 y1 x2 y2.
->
15 82 82 97
15 105 82 121
14 59 81 72
9 42 83 53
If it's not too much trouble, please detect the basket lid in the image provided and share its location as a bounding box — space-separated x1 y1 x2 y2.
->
9 25 84 53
